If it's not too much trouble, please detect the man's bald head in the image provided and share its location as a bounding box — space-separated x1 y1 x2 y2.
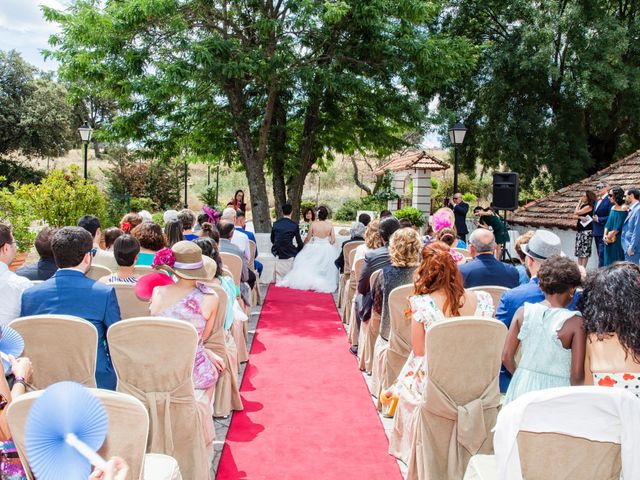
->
469 228 496 256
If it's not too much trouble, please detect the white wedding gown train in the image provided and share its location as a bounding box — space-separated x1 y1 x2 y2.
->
277 237 339 293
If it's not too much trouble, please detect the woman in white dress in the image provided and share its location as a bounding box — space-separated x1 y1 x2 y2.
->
277 206 340 293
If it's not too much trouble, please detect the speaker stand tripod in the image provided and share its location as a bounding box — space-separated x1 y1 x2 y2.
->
499 210 514 264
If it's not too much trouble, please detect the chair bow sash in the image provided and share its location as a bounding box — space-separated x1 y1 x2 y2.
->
425 375 501 455
118 377 195 454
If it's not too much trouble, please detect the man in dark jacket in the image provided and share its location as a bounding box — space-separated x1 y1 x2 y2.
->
451 193 469 242
459 229 519 288
271 204 304 281
16 227 58 281
335 213 370 273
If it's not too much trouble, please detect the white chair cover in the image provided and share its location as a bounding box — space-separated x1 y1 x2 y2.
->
494 386 640 480
87 264 112 280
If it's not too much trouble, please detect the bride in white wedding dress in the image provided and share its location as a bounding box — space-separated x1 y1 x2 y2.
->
277 206 340 293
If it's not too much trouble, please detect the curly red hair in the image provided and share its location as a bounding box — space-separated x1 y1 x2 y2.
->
412 241 465 316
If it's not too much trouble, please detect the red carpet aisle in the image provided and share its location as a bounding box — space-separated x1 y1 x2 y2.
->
217 286 402 479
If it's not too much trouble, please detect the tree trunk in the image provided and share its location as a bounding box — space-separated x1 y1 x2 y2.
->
350 155 372 195
92 138 100 158
270 93 288 218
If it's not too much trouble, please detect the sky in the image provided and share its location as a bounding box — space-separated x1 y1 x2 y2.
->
0 0 443 147
0 0 68 72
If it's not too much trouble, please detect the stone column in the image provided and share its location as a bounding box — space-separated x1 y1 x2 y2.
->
388 171 408 212
412 170 431 223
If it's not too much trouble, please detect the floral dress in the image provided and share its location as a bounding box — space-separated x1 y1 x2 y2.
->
158 285 218 389
391 291 494 401
594 373 640 398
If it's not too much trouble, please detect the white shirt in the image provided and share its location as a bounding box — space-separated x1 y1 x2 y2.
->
0 262 33 326
231 228 251 263
353 244 373 269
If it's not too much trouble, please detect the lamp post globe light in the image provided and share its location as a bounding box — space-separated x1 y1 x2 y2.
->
448 121 467 195
78 122 93 180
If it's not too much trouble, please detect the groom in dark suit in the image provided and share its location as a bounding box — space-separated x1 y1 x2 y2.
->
271 203 304 282
593 182 612 267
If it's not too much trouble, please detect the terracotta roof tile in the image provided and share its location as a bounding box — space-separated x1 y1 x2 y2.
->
373 150 450 175
509 150 640 230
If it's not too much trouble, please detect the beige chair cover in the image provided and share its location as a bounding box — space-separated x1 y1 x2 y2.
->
7 389 182 480
107 318 210 480
232 318 249 365
220 252 242 287
518 431 620 479
391 317 507 480
134 265 154 276
339 249 359 316
87 264 112 280
371 335 389 408
337 241 364 308
248 240 261 306
468 286 509 314
114 283 151 319
342 257 364 326
358 269 382 374
10 315 97 389
203 283 243 417
383 284 413 388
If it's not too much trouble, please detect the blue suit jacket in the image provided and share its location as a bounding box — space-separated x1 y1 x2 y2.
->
459 254 519 289
593 195 612 237
495 277 580 392
20 269 121 390
621 202 640 255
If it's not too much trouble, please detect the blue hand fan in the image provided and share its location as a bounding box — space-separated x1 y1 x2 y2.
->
26 382 109 480
0 326 24 374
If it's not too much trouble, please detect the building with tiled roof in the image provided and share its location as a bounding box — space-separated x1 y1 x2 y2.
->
374 150 450 220
510 150 640 230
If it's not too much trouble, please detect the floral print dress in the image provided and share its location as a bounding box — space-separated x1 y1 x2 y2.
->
158 284 218 390
392 291 494 401
594 373 640 398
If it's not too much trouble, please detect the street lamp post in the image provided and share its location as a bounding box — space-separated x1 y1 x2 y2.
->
183 161 188 209
78 122 93 180
448 121 468 195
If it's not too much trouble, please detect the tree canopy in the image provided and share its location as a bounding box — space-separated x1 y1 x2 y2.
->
44 0 479 230
437 0 640 189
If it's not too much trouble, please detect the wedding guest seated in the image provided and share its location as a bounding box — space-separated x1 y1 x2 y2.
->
235 210 263 276
424 208 466 248
221 208 250 263
20 227 121 389
103 227 123 251
514 230 534 285
580 263 640 394
78 215 118 271
398 218 413 229
357 217 401 298
384 241 493 407
380 209 392 219
197 212 209 232
502 256 584 404
496 229 579 392
164 219 184 247
131 222 166 266
138 210 153 222
119 212 143 234
150 241 225 457
434 227 466 265
372 228 422 345
0 225 32 326
218 220 255 290
459 228 519 288
163 209 179 225
99 235 140 284
178 209 198 241
200 222 220 244
353 218 382 265
335 213 370 273
16 227 58 281
0 353 33 478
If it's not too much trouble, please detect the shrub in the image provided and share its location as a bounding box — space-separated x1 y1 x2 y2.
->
334 196 384 222
462 192 477 203
0 185 37 252
19 165 107 227
130 197 157 212
394 207 425 227
198 185 218 207
0 158 45 188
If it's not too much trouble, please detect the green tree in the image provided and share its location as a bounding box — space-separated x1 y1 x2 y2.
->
0 50 36 155
437 0 640 188
44 0 479 231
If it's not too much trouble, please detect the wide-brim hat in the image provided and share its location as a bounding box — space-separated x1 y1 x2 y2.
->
521 230 565 261
155 241 217 281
